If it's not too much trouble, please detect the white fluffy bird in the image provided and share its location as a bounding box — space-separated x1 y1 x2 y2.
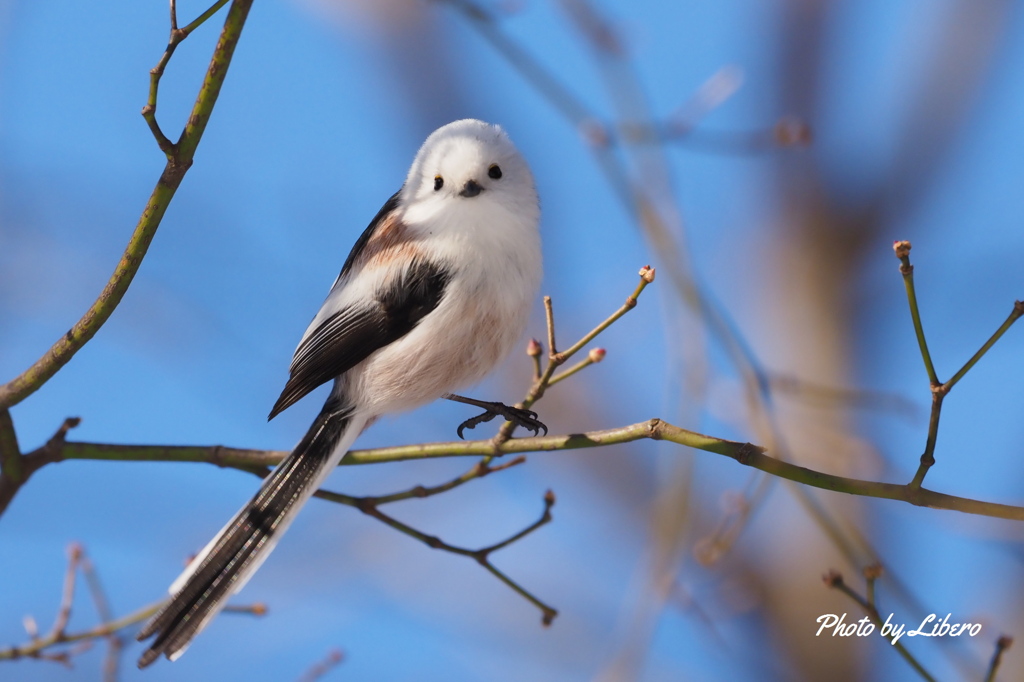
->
137 119 544 666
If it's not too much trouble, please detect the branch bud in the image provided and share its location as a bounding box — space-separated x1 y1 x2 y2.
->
588 348 606 363
862 563 883 581
579 119 611 148
893 240 912 259
543 489 556 507
23 614 38 639
526 338 542 357
639 265 655 283
774 117 812 147
822 570 844 588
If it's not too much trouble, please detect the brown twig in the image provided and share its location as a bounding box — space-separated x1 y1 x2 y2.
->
0 543 268 667
984 635 1013 682
80 552 123 682
0 601 167 664
47 544 84 642
823 571 936 682
296 648 345 682
336 489 559 625
310 455 552 620
225 449 547 620
0 544 166 666
492 266 654 444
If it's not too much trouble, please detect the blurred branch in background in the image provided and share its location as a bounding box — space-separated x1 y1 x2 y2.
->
0 542 266 676
822 568 936 682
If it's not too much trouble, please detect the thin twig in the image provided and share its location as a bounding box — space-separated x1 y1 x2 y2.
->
296 648 345 682
143 0 234 157
983 635 1013 682
80 553 123 682
767 373 919 420
0 601 167 662
493 267 653 443
894 241 939 386
315 488 558 625
231 450 542 619
47 544 83 642
548 348 605 386
945 301 1024 392
897 241 1023 489
0 0 253 411
824 571 936 682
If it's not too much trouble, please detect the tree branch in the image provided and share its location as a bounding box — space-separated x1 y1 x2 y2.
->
896 241 1023 489
0 0 253 411
823 570 936 682
19 418 1024 522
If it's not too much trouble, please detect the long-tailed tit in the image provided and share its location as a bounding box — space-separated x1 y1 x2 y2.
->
137 119 544 667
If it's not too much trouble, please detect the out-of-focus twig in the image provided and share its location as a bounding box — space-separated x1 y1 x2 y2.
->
296 648 345 682
823 570 936 682
983 636 1013 682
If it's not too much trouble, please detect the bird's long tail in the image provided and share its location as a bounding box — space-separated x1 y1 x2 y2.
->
137 401 364 668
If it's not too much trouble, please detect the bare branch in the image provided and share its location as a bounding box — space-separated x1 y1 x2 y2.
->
0 0 254 411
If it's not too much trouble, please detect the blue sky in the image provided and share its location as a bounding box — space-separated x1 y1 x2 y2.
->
2 1 1024 680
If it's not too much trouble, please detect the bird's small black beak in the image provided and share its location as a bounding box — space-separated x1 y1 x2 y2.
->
459 179 483 198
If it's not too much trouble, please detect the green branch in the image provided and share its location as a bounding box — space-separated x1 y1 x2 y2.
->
25 418 1024 522
894 241 939 386
0 0 253 411
896 241 1023 490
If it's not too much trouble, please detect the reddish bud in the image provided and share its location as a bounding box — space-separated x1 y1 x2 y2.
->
639 265 656 283
774 117 812 146
862 563 884 581
588 348 606 363
822 570 844 588
23 614 38 638
893 240 912 259
526 338 542 357
579 119 610 148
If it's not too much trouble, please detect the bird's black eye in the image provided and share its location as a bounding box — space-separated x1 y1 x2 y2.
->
434 176 444 191
488 164 502 179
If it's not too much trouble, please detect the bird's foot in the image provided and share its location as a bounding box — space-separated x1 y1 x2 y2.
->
453 401 547 439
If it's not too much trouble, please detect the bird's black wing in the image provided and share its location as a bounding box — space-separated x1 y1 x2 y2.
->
268 257 451 419
337 190 401 282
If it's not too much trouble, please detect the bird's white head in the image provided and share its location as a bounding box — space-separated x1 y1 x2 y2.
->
401 119 539 229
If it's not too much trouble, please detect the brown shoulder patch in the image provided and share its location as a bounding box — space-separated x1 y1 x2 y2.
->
353 213 419 270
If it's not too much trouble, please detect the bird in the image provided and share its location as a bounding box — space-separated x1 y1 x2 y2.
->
136 119 544 667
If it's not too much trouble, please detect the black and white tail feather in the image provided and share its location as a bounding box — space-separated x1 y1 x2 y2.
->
137 119 542 666
136 405 362 666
